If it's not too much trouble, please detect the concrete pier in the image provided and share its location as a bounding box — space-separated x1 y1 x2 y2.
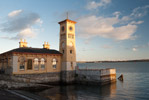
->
76 68 116 85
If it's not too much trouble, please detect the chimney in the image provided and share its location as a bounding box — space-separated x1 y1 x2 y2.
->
19 39 27 48
43 41 50 49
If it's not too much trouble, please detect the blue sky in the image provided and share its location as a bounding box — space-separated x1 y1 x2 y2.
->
0 0 149 61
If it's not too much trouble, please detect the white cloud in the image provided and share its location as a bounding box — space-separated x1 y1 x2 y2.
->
77 5 149 40
130 21 144 25
121 5 149 22
86 0 111 10
17 28 36 38
131 5 149 18
0 10 42 40
113 11 121 18
8 9 23 17
77 15 139 40
132 48 137 51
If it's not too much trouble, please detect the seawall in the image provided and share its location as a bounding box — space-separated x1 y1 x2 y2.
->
0 68 116 89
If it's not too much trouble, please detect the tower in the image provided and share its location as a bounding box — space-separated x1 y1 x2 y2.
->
59 19 77 83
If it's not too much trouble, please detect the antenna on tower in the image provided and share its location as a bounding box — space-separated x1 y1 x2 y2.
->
67 12 68 19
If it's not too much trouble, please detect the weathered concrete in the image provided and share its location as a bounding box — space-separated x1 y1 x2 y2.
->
76 68 116 85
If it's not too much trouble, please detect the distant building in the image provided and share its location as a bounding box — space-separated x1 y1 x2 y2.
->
0 19 77 83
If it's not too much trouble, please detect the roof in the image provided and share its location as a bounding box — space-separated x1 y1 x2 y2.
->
0 47 62 55
58 19 77 24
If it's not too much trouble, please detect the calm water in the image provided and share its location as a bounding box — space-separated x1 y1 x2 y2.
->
37 62 149 100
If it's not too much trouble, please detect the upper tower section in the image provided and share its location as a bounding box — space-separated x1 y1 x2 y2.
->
58 19 76 36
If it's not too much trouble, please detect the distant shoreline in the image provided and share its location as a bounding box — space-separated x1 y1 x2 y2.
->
77 59 149 63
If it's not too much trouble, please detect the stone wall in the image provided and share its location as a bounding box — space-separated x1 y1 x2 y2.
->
61 70 76 84
0 68 116 85
0 72 61 84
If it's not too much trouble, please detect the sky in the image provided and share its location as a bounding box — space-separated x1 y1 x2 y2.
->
0 0 149 61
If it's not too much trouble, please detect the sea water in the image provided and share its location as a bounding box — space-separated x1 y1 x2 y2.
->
37 62 149 100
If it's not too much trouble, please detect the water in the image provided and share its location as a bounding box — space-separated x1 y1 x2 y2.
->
37 62 149 100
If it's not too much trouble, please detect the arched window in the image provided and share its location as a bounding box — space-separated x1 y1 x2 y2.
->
41 58 45 69
19 56 25 70
34 58 39 70
52 58 57 69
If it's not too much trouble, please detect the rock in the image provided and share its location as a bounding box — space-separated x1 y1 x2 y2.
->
118 74 123 81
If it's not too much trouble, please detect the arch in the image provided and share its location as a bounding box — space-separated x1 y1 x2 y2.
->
34 58 39 70
40 58 46 69
52 58 57 69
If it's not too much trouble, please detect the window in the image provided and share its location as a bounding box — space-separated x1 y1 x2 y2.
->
69 26 73 31
41 58 45 70
34 58 39 70
70 50 72 54
68 34 74 39
61 26 65 32
27 59 32 70
19 56 25 70
52 58 57 69
68 34 71 38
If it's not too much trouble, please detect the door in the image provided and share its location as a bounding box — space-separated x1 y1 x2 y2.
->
27 59 32 70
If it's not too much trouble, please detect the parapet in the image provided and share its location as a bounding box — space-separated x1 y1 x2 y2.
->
43 41 50 49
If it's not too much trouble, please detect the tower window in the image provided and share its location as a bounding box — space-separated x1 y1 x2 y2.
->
69 26 73 31
68 34 74 39
61 26 65 32
70 50 72 54
63 50 64 54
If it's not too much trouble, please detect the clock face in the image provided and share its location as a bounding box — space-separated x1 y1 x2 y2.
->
62 42 65 49
69 42 73 47
61 26 65 32
69 26 73 31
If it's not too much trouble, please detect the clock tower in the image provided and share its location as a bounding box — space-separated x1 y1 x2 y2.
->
59 19 76 83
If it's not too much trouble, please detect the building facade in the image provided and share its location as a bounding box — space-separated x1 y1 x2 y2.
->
0 19 77 83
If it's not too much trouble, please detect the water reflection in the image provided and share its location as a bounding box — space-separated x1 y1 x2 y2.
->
37 83 117 100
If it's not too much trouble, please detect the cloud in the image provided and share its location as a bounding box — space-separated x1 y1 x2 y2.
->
77 5 149 40
121 5 149 22
77 15 139 40
132 48 137 51
86 0 111 10
130 5 149 18
0 10 42 40
102 44 112 49
8 9 23 17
